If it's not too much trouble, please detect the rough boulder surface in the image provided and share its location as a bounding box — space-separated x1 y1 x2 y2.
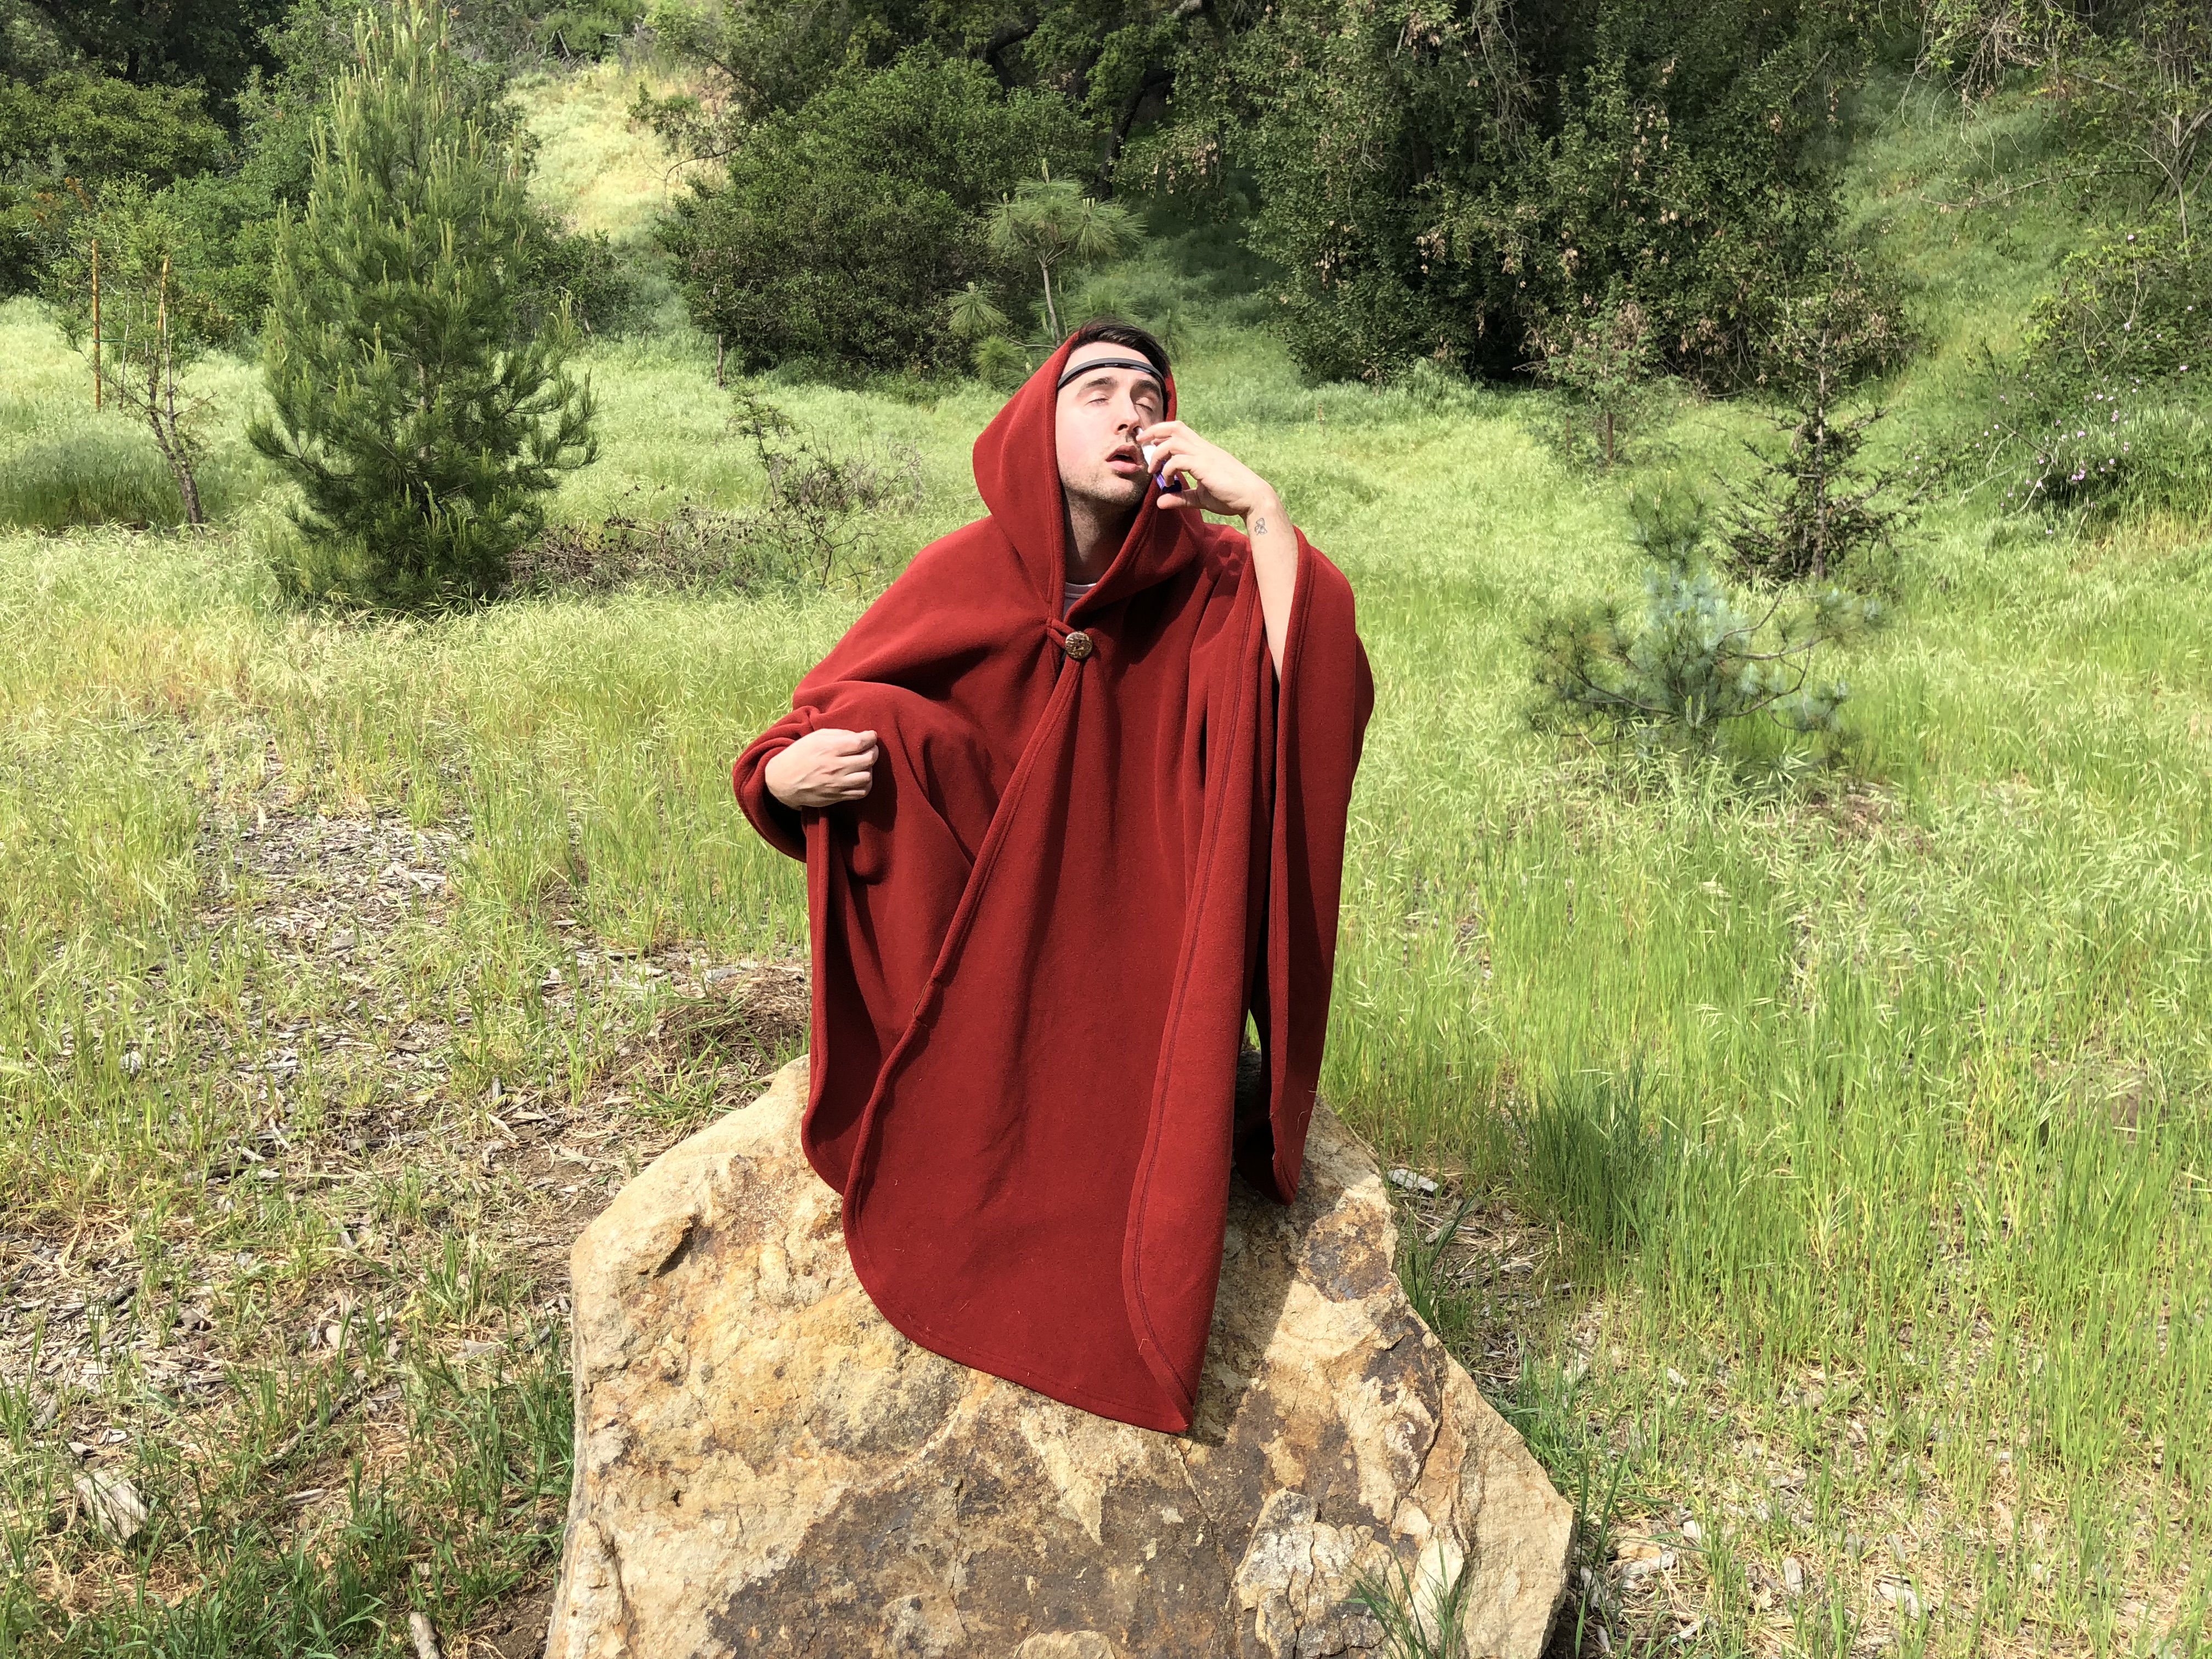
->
546 1057 1572 1658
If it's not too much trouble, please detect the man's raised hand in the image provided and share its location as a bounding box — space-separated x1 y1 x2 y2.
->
1134 420 1283 524
764 728 878 809
1137 420 1296 675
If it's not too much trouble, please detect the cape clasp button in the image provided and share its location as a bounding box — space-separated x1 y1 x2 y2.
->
1062 630 1094 661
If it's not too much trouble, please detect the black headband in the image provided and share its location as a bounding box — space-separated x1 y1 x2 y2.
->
1056 356 1166 393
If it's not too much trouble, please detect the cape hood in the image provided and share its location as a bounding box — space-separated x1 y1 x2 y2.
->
733 337 1373 1430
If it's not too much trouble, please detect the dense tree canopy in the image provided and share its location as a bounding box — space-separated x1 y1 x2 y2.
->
9 0 635 327
1 0 290 111
658 48 1087 374
152 0 593 333
0 0 255 295
1143 0 1867 386
641 0 1885 384
9 0 2205 400
638 0 1199 149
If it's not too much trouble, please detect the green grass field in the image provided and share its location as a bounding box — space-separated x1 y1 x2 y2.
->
2 74 2208 1657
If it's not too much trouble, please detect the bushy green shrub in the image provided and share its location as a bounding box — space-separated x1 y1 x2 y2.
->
460 0 646 61
2028 403 2212 521
639 0 1183 131
250 4 596 608
1993 217 2212 521
2025 219 2203 387
655 49 1087 375
0 0 288 117
1468 36 1849 387
0 71 228 297
0 0 311 296
0 71 227 186
533 3 647 58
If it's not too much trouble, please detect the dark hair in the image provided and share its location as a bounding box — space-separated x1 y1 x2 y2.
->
1066 318 1170 380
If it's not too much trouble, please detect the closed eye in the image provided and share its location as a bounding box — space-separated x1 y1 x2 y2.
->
1070 372 1162 415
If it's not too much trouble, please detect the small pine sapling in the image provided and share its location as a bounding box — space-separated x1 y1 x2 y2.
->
946 282 1009 346
947 281 1027 385
1527 484 1881 755
1721 270 1916 585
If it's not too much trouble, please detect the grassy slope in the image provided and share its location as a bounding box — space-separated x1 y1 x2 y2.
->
514 58 703 245
0 70 2207 1657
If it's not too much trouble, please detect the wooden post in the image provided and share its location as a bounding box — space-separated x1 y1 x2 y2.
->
91 238 101 411
715 332 725 388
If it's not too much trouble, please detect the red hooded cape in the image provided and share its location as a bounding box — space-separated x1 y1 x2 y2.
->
732 338 1373 1432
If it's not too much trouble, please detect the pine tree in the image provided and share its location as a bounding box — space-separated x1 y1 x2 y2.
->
1721 270 1915 586
986 174 1136 343
1527 485 1881 757
250 3 595 607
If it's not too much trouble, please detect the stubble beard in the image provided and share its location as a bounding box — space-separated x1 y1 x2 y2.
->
1064 467 1148 517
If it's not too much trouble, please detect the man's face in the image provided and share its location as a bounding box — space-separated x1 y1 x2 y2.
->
1054 342 1166 512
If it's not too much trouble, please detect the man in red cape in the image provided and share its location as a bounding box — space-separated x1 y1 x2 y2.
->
732 322 1372 1434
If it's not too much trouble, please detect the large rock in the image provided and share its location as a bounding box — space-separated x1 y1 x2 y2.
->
546 1058 1572 1658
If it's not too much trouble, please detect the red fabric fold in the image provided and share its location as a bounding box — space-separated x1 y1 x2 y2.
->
732 338 1373 1431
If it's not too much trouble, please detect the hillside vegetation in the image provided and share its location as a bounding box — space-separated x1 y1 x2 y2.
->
2 7 2210 1657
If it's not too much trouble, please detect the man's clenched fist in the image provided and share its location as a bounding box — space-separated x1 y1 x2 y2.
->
764 727 878 808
